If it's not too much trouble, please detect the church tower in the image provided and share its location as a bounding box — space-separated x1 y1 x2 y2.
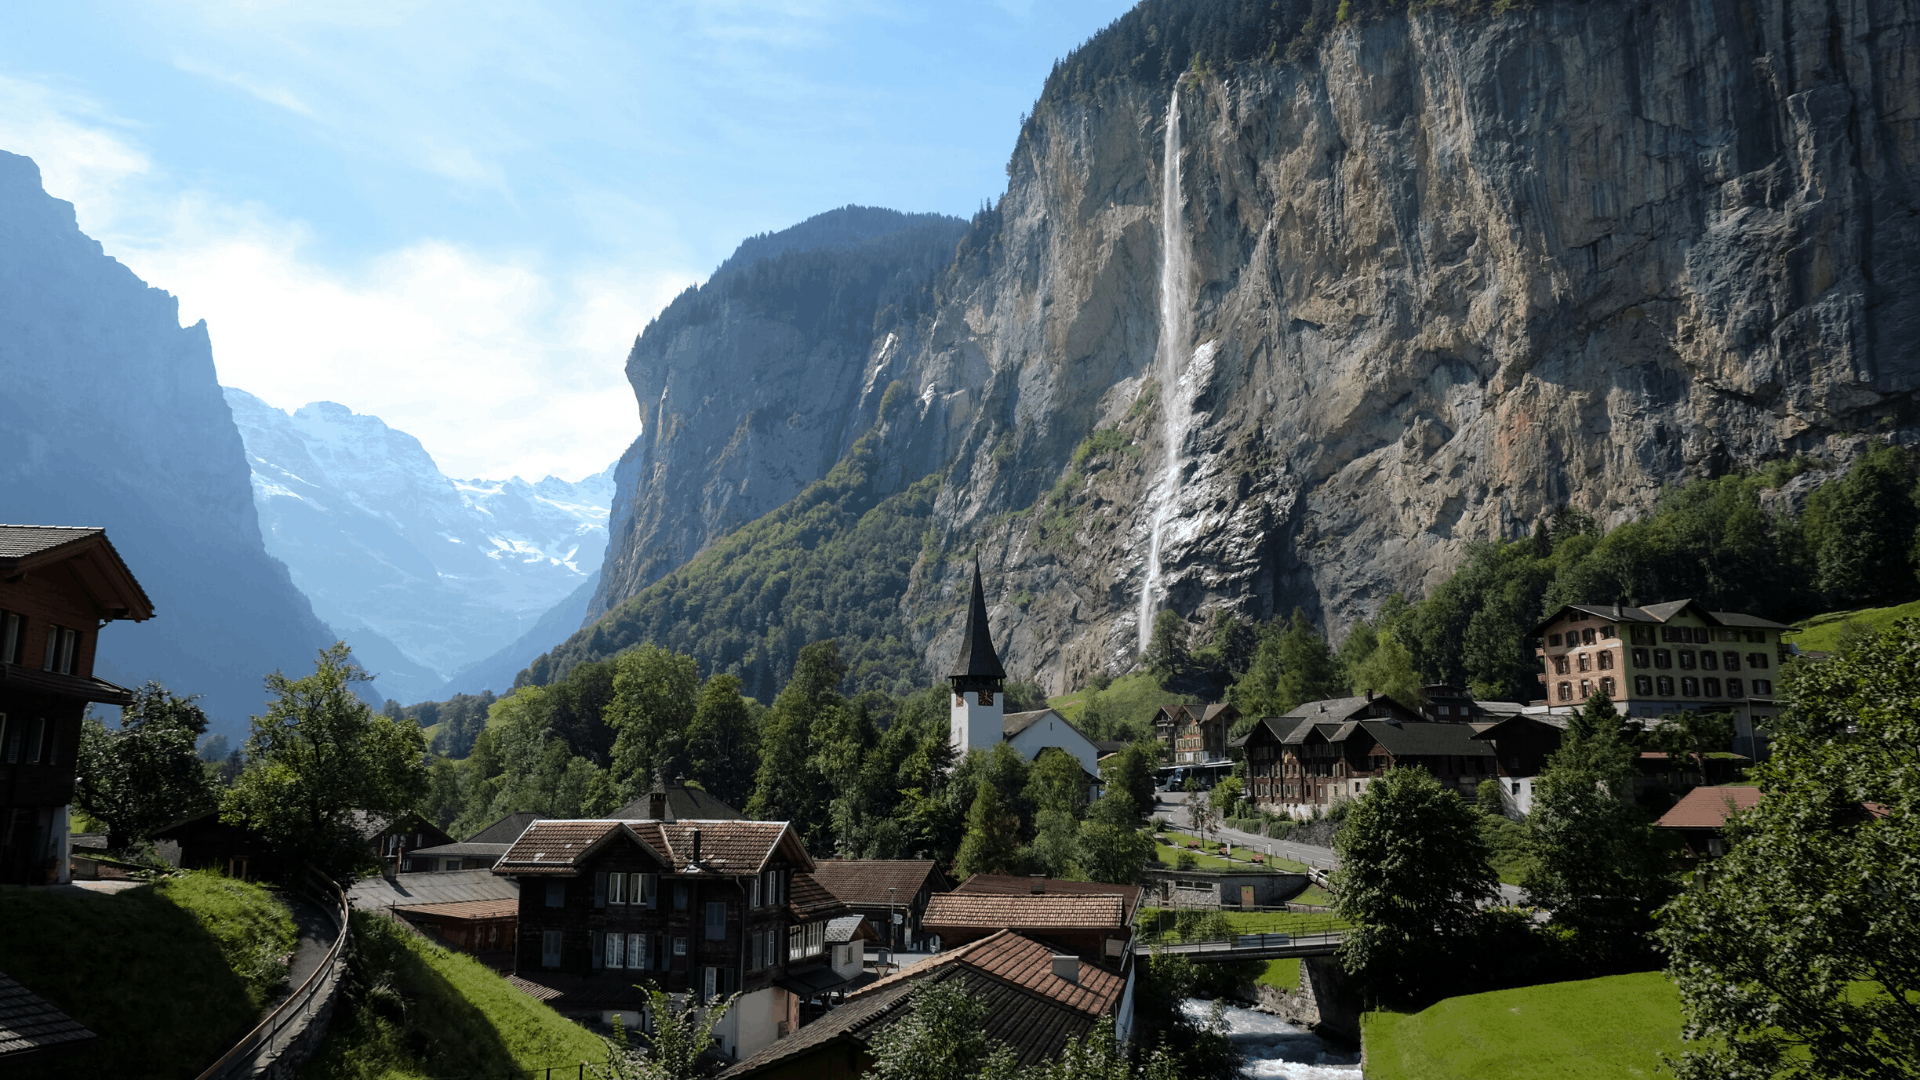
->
948 561 1006 760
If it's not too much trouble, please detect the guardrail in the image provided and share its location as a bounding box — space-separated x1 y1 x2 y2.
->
1139 928 1345 960
194 867 349 1080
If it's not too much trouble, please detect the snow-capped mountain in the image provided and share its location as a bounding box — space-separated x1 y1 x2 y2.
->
224 387 613 703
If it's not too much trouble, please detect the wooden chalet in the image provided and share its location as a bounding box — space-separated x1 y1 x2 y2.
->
0 526 153 885
923 874 1141 969
808 859 951 954
1655 785 1763 864
404 810 545 873
1154 702 1239 765
1232 694 1499 816
717 929 1131 1080
493 817 848 1062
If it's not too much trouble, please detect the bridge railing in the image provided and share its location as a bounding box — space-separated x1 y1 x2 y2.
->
193 866 349 1080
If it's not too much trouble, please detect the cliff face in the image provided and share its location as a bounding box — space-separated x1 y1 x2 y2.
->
0 151 337 738
587 207 969 622
585 0 1920 697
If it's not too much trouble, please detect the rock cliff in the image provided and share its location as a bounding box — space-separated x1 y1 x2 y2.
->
582 0 1920 698
0 151 337 738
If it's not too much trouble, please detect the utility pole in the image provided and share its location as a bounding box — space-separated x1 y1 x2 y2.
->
888 886 897 974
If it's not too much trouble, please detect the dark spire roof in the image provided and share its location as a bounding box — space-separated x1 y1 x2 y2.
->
949 561 1007 684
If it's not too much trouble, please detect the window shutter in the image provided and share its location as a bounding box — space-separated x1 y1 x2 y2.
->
595 872 607 908
592 932 604 969
645 873 659 909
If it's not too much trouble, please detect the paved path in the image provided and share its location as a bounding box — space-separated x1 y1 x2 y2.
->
279 891 337 1000
1151 790 1528 906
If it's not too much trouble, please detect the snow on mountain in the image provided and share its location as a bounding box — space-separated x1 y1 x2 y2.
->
223 386 612 702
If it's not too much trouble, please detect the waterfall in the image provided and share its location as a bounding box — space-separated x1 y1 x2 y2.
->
1138 87 1190 656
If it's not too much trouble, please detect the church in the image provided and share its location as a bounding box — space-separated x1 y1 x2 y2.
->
947 563 1103 777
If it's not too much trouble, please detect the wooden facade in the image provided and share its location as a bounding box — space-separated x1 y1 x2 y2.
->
1236 695 1505 817
0 527 152 885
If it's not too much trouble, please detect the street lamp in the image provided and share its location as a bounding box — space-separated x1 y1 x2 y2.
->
887 886 898 974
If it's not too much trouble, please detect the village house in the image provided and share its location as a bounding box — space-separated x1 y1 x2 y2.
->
948 563 1103 776
923 873 1142 971
1532 600 1794 757
717 929 1132 1080
0 526 153 886
1464 713 1568 815
493 817 848 1062
1154 702 1239 765
808 859 952 957
403 810 545 873
1655 785 1764 865
1232 694 1502 817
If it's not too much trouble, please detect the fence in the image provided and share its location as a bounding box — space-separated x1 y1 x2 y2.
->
193 866 349 1080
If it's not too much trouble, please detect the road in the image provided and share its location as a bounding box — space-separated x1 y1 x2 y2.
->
1151 789 1527 906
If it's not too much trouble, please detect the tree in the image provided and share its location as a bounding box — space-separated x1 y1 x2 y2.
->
1803 441 1918 605
602 645 701 804
1186 787 1219 842
1025 747 1089 816
222 644 429 882
953 779 1024 878
1657 620 1920 1080
1145 609 1190 677
1345 629 1424 709
1275 609 1346 709
1028 1016 1183 1080
1524 693 1672 964
1103 741 1158 820
868 979 1020 1080
1333 766 1498 1005
746 640 847 845
75 683 216 852
1076 818 1155 885
1029 808 1083 878
1644 709 1735 785
607 987 732 1080
1209 775 1244 819
683 673 760 810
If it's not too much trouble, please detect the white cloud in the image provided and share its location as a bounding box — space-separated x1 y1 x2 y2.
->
0 75 151 235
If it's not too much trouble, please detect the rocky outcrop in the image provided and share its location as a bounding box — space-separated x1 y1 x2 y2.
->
0 151 336 738
584 0 1920 699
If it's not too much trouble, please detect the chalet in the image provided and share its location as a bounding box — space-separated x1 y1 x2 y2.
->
1466 713 1568 815
808 859 952 955
493 817 847 1061
0 526 153 886
947 563 1101 775
152 809 283 881
924 874 1142 968
360 810 455 874
1154 702 1239 765
1533 600 1794 757
1655 785 1763 864
1232 695 1496 817
718 929 1132 1080
403 810 545 873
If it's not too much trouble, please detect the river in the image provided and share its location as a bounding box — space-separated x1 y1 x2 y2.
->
1183 1000 1364 1079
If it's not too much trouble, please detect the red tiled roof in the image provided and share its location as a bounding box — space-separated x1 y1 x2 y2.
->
939 929 1124 1016
809 859 946 906
1657 786 1763 829
951 874 1142 923
493 821 625 876
924 892 1127 931
495 819 810 878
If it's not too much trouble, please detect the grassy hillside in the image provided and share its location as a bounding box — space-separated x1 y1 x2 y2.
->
0 872 296 1079
1784 597 1920 653
1361 971 1685 1079
1048 670 1195 741
301 913 606 1080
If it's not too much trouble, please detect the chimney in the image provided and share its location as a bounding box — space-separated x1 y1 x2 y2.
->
1365 689 1374 702
1051 955 1080 984
690 827 702 864
1030 874 1046 894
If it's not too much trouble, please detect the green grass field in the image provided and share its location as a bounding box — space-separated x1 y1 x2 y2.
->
1153 825 1310 873
301 912 607 1080
1259 957 1300 991
1784 598 1920 653
1361 971 1686 1080
1047 670 1190 732
0 871 297 1079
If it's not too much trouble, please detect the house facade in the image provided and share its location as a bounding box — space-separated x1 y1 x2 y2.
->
808 859 952 955
494 818 847 1062
1154 703 1239 765
1534 601 1792 756
0 526 153 886
1234 695 1500 817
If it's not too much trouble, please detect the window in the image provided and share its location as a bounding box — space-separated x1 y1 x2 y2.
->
636 873 656 907
22 718 44 764
673 936 687 956
1581 628 1596 645
629 933 647 970
703 967 718 1001
1511 781 1520 795
1701 650 1719 670
705 901 727 940
1598 651 1613 670
1681 677 1699 697
1634 675 1653 695
1727 678 1744 697
1748 652 1770 669
1654 649 1672 669
1661 627 1674 642
609 871 627 905
1577 654 1591 672
1754 679 1773 695
1630 626 1653 645
1579 679 1591 698
674 884 688 910
1678 650 1697 670
541 930 563 968
1548 633 1562 646
1600 676 1616 697
546 882 565 908
1557 681 1571 701
605 932 626 969
1553 657 1569 675
1723 651 1740 671
1 611 20 664
1602 625 1615 639
41 625 76 675
1632 648 1649 667
1703 677 1722 697
1657 676 1675 696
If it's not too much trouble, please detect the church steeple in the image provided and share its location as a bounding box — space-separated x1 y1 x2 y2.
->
947 561 1006 759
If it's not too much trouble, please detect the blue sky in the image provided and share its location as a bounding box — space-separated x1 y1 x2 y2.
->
0 1 1134 480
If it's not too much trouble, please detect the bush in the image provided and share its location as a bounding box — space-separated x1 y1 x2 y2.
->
1267 820 1295 840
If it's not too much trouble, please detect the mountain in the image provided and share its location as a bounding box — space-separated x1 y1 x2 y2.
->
437 569 599 698
224 388 613 702
536 0 1920 700
0 150 336 740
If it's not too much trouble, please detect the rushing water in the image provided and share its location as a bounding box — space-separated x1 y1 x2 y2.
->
1183 1000 1365 1080
1137 86 1192 655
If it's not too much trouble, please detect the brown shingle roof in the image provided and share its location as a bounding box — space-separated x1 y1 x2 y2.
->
628 821 810 875
394 898 520 921
788 871 847 920
951 874 1142 923
723 930 1123 1078
1657 786 1763 829
0 970 96 1061
0 526 153 620
493 821 627 876
809 859 947 906
924 892 1127 932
